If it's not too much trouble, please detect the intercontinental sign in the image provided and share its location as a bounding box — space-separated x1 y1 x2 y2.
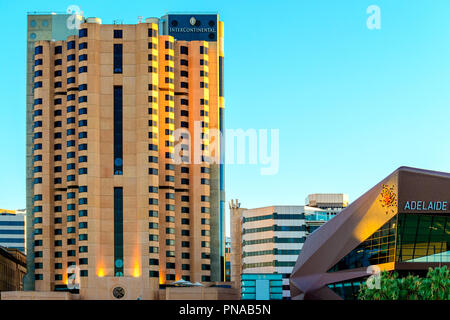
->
169 27 216 33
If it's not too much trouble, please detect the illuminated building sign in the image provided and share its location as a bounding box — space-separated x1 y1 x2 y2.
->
165 14 218 41
403 200 448 211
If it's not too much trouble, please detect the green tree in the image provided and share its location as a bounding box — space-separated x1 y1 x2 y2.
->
418 265 450 300
358 266 449 300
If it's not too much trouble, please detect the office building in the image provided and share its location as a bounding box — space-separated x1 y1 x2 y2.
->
230 195 347 299
20 12 225 300
290 167 450 300
0 246 27 293
0 209 26 252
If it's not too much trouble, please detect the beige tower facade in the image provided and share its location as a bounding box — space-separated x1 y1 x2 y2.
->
27 14 225 300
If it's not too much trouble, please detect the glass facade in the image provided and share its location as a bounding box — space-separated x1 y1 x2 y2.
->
327 212 449 299
329 217 397 272
328 280 363 300
396 213 449 263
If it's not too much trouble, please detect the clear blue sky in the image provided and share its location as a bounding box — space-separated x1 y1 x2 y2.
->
2 1 450 236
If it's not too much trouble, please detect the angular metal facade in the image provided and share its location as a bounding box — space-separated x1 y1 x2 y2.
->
290 166 450 300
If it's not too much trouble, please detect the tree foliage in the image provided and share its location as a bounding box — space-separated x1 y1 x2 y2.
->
358 266 450 300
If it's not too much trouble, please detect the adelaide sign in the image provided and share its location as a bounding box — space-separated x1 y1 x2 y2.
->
403 200 448 211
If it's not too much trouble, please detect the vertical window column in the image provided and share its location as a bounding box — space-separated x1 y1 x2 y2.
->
114 187 124 276
113 44 123 74
114 86 123 175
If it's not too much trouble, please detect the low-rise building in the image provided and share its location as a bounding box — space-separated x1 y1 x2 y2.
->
0 246 27 294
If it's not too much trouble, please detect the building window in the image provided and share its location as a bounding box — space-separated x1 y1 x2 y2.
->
79 210 88 217
79 234 88 241
114 30 123 38
149 222 158 229
114 44 123 73
149 247 159 254
149 271 159 278
79 28 88 38
148 28 157 37
114 187 124 277
79 66 88 73
114 86 123 175
180 46 188 55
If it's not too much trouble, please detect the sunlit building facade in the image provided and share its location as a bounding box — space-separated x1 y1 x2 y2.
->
24 13 225 300
290 167 450 300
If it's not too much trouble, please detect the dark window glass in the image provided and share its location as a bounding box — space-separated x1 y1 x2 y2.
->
114 30 123 38
79 28 88 38
114 187 124 277
35 46 43 55
180 46 188 55
114 86 123 175
79 66 88 73
114 44 123 73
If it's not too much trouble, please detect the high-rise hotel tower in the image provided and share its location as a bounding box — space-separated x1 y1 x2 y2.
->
28 13 225 299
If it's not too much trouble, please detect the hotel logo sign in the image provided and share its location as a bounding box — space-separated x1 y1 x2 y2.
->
379 184 397 214
169 26 216 33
